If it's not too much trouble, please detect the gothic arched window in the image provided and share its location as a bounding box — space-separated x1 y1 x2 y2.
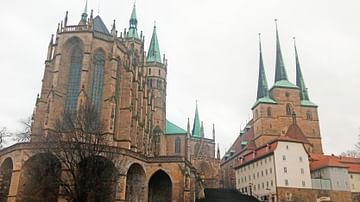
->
89 50 105 113
286 104 292 116
64 47 83 114
175 137 181 154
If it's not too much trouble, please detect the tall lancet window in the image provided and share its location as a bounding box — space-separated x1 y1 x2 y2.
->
64 47 83 114
175 137 181 154
89 50 105 113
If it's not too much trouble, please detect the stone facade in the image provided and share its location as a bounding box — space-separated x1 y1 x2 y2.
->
0 5 220 202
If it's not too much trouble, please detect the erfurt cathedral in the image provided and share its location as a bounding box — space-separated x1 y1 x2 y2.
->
0 3 220 202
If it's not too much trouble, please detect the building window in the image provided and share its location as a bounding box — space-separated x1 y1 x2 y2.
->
257 172 259 178
265 169 268 175
351 175 353 179
282 155 286 161
253 173 255 179
284 167 287 173
301 168 304 174
266 181 269 188
267 107 272 117
64 46 83 114
271 180 273 187
175 137 181 153
306 110 312 120
270 168 272 174
149 68 151 75
286 104 292 116
261 171 264 177
299 156 303 162
302 181 306 187
89 49 105 113
285 179 289 186
158 69 161 76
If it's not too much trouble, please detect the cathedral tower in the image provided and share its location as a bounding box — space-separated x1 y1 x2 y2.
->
251 21 323 153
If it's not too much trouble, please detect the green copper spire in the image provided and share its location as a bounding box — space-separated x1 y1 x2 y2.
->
81 0 88 21
257 33 270 99
192 101 201 138
252 34 277 109
147 25 162 63
274 19 288 82
128 4 139 39
294 38 317 107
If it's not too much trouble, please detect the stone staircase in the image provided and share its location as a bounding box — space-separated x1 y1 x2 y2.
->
196 188 260 202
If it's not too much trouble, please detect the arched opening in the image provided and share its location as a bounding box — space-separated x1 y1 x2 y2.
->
77 156 118 202
125 163 145 202
148 170 172 202
17 153 61 202
0 158 13 201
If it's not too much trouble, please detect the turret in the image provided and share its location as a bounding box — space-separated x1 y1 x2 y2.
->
79 0 88 25
127 4 139 39
146 25 167 134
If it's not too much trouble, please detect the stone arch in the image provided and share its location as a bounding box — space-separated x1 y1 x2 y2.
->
62 36 84 51
0 157 13 201
125 163 146 202
17 153 61 202
148 169 172 202
77 155 119 202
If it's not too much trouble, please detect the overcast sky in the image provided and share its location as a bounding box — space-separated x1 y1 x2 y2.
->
0 0 359 155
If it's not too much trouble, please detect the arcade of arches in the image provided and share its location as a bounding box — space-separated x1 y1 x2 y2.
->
0 152 180 202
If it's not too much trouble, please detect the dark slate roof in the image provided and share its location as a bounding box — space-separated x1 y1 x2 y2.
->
93 16 110 35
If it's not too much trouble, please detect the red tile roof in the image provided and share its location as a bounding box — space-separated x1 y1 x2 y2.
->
283 123 310 144
309 154 360 173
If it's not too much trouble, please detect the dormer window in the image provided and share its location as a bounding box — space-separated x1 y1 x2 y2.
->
286 104 292 116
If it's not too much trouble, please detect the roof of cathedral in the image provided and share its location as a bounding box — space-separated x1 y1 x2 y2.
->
147 26 162 63
165 120 187 135
93 16 111 35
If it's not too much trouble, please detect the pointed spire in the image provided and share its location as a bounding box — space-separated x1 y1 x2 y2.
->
64 11 68 27
256 33 270 100
192 101 201 138
274 19 288 82
81 0 88 21
187 117 191 134
217 144 220 160
212 123 215 141
200 121 204 138
294 37 309 101
147 24 162 63
128 3 139 39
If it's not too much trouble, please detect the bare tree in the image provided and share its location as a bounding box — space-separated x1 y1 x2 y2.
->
340 129 360 157
0 127 10 149
13 116 32 143
19 104 119 202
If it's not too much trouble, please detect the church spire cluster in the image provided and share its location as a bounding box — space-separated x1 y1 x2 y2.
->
254 20 316 108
